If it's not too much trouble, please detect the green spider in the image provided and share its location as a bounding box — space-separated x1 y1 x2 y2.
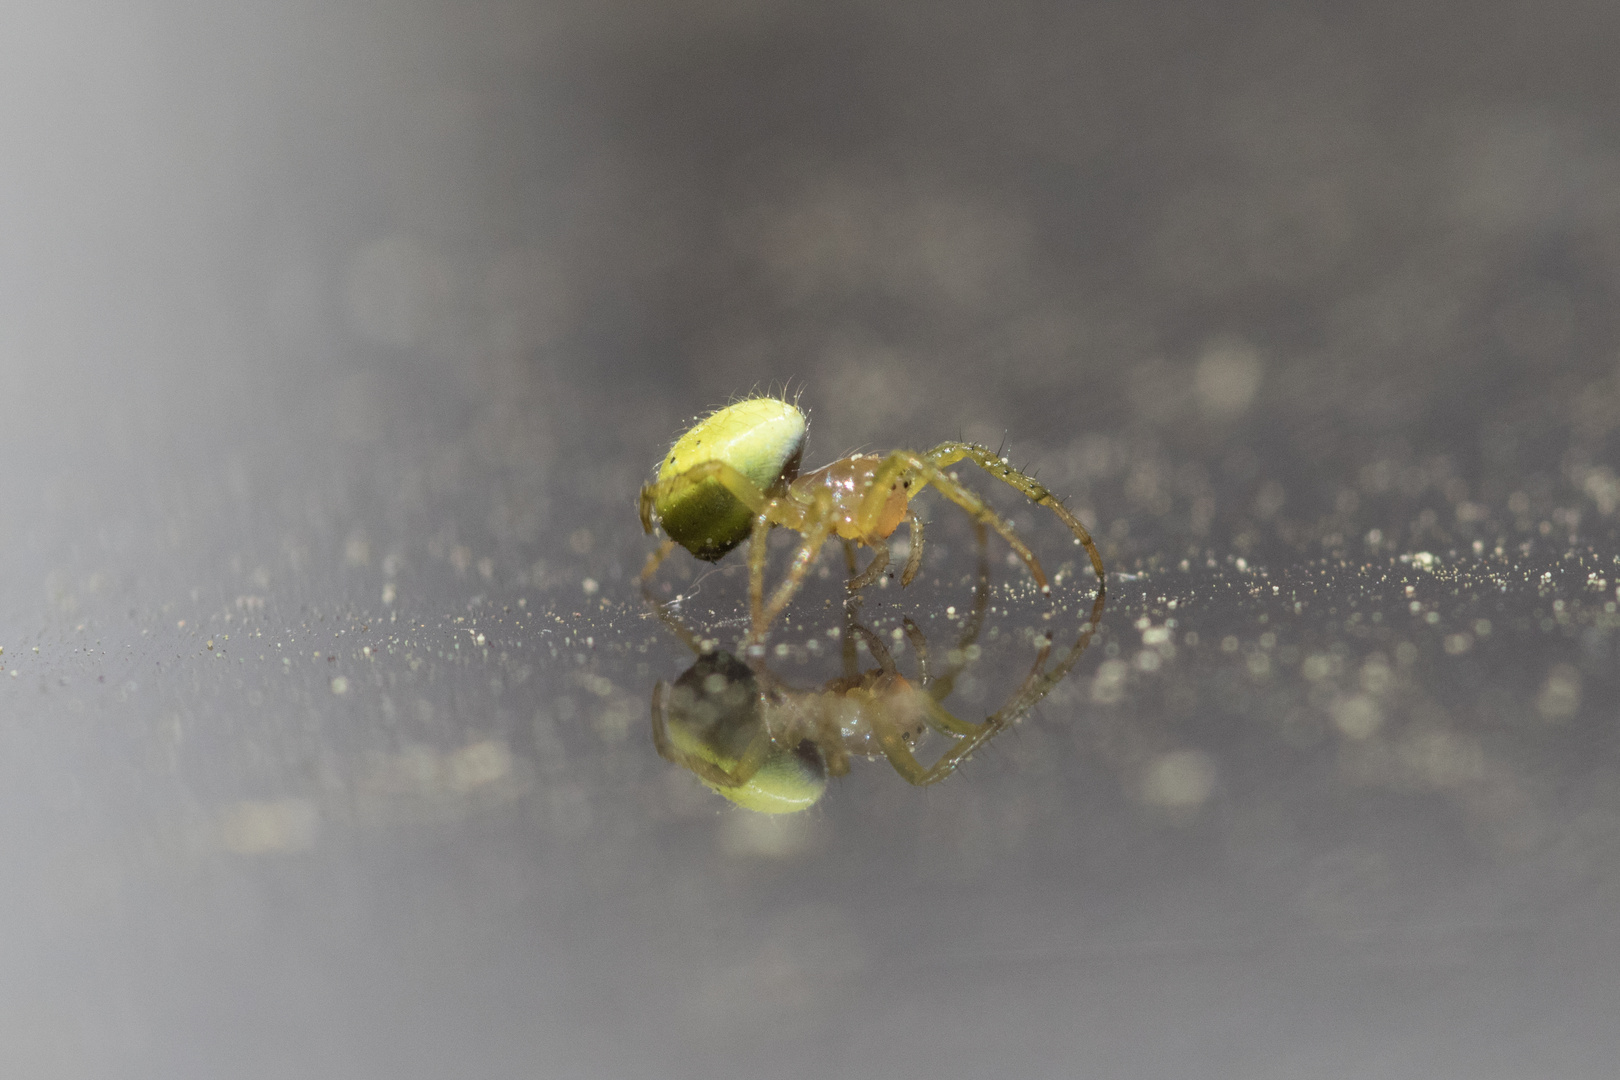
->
638 394 1106 645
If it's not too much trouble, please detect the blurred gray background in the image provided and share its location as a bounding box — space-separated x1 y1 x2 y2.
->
4 1 1620 1077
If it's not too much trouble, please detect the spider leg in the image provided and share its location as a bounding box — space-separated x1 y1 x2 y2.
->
957 520 991 650
834 540 867 672
744 489 825 635
642 459 781 607
749 486 835 646
638 552 708 655
638 537 680 587
900 510 925 586
746 509 773 637
923 441 1105 589
846 539 890 591
860 450 1051 594
638 482 656 534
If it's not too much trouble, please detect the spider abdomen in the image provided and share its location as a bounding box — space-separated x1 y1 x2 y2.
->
650 397 807 560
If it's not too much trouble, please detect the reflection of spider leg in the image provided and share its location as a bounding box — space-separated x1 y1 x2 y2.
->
925 582 1109 778
913 690 986 740
917 520 990 704
644 591 702 654
862 450 1049 592
875 550 1107 787
907 529 996 742
841 605 861 679
924 441 1106 588
640 551 706 654
750 486 835 645
900 510 925 586
868 713 948 785
991 584 1108 724
903 618 930 682
875 676 1025 785
850 622 898 674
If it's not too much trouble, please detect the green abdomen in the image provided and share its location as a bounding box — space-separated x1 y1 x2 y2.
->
658 479 757 561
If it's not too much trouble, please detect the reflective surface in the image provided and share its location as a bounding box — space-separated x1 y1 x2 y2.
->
646 538 1105 811
4 2 1620 1077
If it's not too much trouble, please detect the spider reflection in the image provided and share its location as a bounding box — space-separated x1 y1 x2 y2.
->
646 527 1105 813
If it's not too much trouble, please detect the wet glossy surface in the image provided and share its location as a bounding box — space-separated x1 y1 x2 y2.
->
4 2 1620 1077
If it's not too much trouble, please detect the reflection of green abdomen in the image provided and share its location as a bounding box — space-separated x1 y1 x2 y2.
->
663 651 826 814
713 743 826 815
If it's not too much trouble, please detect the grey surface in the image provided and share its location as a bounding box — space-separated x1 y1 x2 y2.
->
4 2 1620 1077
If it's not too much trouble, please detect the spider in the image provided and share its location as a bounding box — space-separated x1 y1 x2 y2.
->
638 394 1106 644
647 527 1106 813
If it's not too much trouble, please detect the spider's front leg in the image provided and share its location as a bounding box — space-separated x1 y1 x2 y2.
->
860 450 1051 594
923 441 1106 587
